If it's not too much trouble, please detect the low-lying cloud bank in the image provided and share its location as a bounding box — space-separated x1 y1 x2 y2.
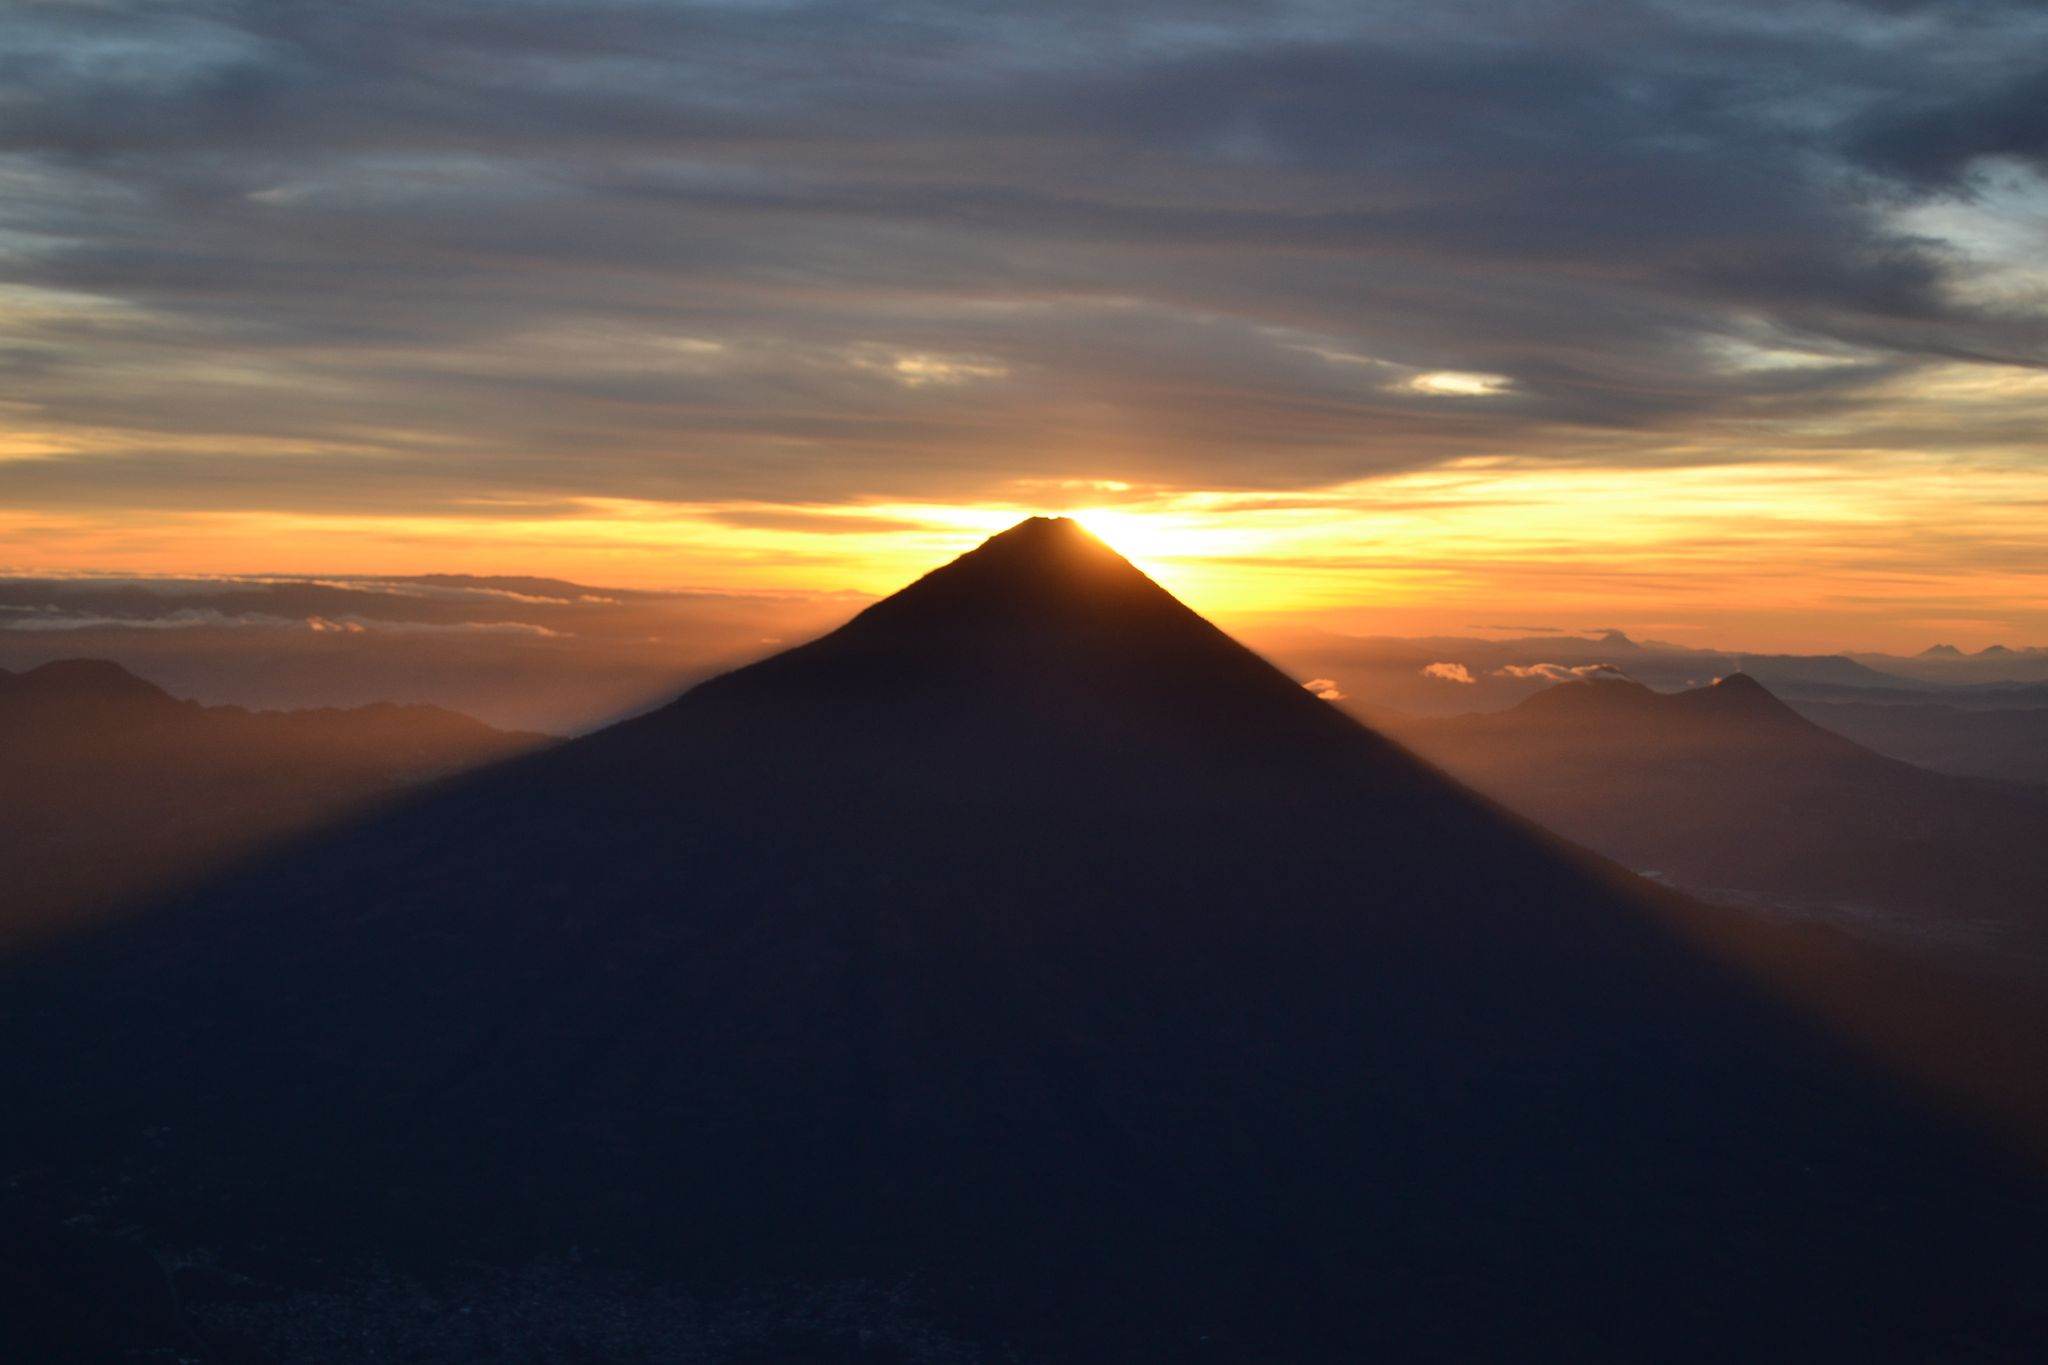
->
0 573 854 732
2 603 563 637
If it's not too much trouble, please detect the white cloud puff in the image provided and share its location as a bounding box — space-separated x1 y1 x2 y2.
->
1495 662 1632 683
1421 662 1476 684
1302 677 1346 700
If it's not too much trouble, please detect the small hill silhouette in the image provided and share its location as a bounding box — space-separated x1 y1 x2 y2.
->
7 523 2045 1360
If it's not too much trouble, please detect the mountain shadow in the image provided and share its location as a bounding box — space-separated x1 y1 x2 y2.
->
7 520 2046 1361
0 659 547 947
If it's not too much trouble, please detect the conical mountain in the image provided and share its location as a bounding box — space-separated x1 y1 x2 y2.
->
1511 670 1844 744
1507 673 1664 721
8 521 2045 1361
0 657 178 718
1670 670 1829 731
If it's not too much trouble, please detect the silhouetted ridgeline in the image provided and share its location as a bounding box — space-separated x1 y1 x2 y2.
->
6 523 2046 1361
1383 672 2048 941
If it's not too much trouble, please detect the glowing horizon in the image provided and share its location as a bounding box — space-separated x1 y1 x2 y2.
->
8 439 2048 654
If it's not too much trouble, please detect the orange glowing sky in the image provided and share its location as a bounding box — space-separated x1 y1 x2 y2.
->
9 434 2048 653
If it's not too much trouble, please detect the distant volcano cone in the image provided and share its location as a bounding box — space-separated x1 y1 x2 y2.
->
0 657 177 715
1677 671 1811 723
8 519 2044 1360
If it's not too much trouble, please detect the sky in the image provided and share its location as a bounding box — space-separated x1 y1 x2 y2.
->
4 0 2048 651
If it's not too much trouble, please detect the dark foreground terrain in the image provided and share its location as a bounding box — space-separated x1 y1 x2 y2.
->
7 521 2046 1361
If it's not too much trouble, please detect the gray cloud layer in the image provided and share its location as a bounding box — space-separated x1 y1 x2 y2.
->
3 0 2046 513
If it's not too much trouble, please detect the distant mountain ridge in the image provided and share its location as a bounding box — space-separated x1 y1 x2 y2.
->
1254 623 1923 721
1848 647 2048 686
6 521 2044 1360
1384 673 2048 937
1915 643 2041 659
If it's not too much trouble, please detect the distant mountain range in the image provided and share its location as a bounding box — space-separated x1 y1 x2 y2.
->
6 521 2043 1361
1869 643 2048 684
1381 673 2048 946
1253 624 1922 717
0 659 545 946
13 566 2048 747
1252 624 2048 789
1914 643 2038 659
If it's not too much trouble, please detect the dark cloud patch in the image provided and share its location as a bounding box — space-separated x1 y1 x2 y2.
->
1851 67 2048 189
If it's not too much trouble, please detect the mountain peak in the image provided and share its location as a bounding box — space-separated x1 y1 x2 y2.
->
2 658 174 710
995 512 1086 540
655 515 1371 775
825 515 1194 646
1670 671 1811 729
946 515 1123 574
959 515 1123 581
1510 676 1660 720
1709 670 1769 695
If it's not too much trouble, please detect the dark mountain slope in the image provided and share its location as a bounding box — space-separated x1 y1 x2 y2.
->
0 658 545 945
8 521 2045 1361
1386 673 2048 935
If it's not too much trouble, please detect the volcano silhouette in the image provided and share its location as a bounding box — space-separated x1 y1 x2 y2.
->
9 519 2045 1360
